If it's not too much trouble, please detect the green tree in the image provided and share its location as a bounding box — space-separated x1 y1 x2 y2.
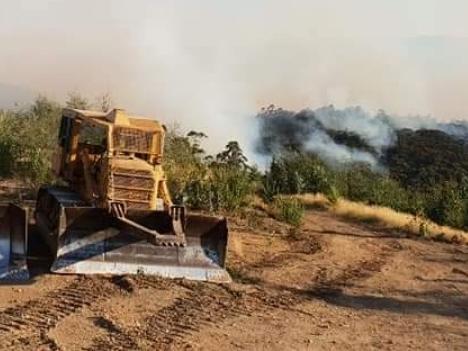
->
216 141 248 169
0 96 61 188
424 182 466 228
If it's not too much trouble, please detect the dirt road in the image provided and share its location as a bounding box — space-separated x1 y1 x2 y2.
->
0 209 466 350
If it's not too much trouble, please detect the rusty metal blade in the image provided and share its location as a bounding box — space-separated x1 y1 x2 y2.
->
48 208 230 283
0 204 29 281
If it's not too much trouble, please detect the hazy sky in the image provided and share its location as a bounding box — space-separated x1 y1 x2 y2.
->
1 0 467 153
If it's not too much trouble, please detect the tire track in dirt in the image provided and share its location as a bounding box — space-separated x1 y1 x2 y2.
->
0 277 116 350
85 238 403 350
310 239 403 296
86 317 139 351
133 283 262 350
85 277 300 351
88 253 389 351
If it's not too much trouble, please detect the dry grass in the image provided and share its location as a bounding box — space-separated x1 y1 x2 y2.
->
296 193 331 210
296 193 468 245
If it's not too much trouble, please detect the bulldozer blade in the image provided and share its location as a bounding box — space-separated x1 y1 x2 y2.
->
43 207 230 283
0 204 29 281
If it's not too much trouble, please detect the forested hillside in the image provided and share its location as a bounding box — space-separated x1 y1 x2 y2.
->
257 106 468 230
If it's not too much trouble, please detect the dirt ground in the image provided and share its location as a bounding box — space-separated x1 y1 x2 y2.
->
0 209 466 350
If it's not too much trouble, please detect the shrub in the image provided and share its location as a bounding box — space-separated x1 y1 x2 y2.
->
325 184 340 204
335 165 415 213
263 153 333 201
0 138 16 177
164 126 208 200
164 127 256 212
423 182 467 229
0 96 61 188
273 196 304 227
208 165 255 211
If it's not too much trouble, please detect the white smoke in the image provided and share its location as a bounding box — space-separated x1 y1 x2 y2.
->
1 1 468 163
313 106 396 150
305 128 378 167
256 104 468 170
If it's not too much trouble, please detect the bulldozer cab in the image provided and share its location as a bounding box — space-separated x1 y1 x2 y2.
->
58 118 106 177
56 108 165 176
54 108 172 211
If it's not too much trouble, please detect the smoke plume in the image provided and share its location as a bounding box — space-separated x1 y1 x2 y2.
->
1 1 468 161
256 105 468 169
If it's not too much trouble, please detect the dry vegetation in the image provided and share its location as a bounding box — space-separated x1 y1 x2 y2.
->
296 193 468 245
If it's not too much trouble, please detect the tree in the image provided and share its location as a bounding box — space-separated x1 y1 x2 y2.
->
32 95 60 118
66 92 89 110
95 93 112 112
216 141 248 169
164 128 208 200
186 131 207 157
0 96 61 187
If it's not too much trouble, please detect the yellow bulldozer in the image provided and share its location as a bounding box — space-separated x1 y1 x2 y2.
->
0 108 230 282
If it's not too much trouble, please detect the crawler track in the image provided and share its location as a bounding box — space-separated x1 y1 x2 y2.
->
86 278 306 350
313 239 402 292
85 240 401 350
0 277 115 350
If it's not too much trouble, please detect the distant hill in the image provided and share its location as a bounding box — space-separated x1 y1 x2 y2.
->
256 106 468 191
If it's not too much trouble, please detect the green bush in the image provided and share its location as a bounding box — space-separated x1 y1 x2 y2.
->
164 127 208 200
182 167 255 211
0 96 61 188
326 184 340 204
208 166 255 211
423 182 467 229
164 128 256 212
273 196 304 227
263 154 333 201
0 138 16 177
336 166 413 212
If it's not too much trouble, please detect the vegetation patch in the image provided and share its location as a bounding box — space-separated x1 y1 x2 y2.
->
272 196 305 227
1 96 468 246
263 152 468 233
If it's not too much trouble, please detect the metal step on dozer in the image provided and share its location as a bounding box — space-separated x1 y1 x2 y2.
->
0 108 230 283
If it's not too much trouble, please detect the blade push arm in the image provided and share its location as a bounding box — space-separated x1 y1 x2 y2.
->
110 203 186 247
